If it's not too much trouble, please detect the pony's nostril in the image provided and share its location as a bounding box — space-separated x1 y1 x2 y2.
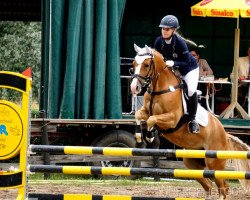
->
130 78 141 95
136 85 141 93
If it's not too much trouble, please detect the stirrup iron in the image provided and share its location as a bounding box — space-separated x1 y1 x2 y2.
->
188 120 200 134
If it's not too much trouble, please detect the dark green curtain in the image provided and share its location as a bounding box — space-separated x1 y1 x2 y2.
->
41 0 126 119
40 0 50 113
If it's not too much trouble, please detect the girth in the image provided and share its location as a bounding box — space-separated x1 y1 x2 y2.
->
156 114 189 134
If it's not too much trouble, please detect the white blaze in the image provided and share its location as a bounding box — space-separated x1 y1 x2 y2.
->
130 65 141 94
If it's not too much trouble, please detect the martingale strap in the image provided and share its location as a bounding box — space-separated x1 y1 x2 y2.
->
157 114 189 134
147 83 184 95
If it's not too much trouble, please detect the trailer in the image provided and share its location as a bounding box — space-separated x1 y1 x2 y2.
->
29 84 250 169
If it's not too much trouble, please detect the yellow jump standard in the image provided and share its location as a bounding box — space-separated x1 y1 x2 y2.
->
0 71 32 200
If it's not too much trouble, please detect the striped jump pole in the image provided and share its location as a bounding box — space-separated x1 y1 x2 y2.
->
28 193 207 200
29 145 250 159
27 165 250 180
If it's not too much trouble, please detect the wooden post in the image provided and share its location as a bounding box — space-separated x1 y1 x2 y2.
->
220 28 249 119
40 110 51 180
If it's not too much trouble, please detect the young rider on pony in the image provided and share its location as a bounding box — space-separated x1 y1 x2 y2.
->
154 15 200 134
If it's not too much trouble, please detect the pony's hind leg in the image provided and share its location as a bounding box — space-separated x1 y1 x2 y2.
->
206 158 228 200
183 158 213 198
214 179 228 200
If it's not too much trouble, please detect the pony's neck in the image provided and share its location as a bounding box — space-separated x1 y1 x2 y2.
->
152 68 178 91
151 53 179 91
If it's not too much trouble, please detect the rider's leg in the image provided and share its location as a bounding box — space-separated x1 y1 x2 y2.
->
187 92 200 133
183 68 200 134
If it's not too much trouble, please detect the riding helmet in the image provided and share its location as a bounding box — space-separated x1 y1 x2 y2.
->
159 15 179 28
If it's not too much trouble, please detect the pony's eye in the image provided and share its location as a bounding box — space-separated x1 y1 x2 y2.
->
129 68 134 75
144 63 149 68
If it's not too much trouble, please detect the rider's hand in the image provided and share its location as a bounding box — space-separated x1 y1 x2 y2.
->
165 60 174 67
239 76 246 81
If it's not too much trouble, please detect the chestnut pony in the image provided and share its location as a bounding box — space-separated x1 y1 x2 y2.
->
130 44 250 200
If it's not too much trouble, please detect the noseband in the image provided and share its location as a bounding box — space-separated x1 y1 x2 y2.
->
131 52 155 87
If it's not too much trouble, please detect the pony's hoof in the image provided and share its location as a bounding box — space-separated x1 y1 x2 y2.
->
146 136 154 143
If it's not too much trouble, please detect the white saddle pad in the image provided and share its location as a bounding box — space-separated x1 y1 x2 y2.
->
182 91 208 127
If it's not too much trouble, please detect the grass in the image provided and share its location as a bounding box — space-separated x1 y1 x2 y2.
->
28 173 241 188
31 100 40 118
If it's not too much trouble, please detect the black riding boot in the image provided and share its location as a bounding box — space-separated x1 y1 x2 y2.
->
187 92 200 134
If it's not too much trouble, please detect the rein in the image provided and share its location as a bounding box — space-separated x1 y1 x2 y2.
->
146 60 183 116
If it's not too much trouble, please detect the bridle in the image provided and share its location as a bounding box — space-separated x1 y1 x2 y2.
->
131 50 184 116
130 52 155 88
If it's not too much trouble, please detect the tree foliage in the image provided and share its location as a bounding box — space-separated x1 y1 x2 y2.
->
0 21 41 101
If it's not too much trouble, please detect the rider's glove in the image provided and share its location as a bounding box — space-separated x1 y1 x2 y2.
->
165 60 174 67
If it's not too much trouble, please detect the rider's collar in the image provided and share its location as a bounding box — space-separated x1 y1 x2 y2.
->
164 37 172 44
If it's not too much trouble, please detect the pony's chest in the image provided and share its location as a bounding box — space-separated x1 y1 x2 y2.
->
145 98 169 114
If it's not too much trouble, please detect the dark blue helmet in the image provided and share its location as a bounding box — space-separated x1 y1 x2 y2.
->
159 15 179 28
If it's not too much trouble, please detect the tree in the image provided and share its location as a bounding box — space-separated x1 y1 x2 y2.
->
0 21 41 102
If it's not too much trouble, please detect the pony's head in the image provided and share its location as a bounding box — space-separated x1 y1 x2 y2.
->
130 44 155 95
130 44 166 95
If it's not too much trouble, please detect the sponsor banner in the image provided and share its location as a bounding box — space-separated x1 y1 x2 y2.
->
241 9 250 17
206 9 239 18
191 7 206 17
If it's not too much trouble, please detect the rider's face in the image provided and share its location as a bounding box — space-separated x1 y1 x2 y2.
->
161 27 175 39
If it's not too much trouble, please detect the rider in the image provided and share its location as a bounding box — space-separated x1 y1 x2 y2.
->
154 15 200 134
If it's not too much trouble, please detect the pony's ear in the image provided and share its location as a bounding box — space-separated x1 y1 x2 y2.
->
145 45 152 54
134 44 141 53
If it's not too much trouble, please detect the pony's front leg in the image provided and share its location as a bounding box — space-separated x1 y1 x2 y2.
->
145 112 175 149
134 107 149 148
147 112 175 131
143 113 175 150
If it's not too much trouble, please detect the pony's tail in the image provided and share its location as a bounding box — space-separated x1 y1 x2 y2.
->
227 133 250 189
